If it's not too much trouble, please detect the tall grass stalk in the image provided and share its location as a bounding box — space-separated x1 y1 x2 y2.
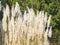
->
2 2 52 45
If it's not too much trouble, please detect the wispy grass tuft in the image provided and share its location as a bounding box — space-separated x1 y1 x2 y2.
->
2 2 52 45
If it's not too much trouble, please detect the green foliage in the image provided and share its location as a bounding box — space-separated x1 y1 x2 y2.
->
1 0 60 42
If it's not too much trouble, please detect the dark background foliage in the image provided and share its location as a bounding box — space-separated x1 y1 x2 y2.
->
0 0 60 44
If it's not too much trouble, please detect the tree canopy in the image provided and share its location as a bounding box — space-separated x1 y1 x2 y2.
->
1 0 60 42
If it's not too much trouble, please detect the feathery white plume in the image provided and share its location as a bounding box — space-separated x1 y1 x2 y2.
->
48 26 52 38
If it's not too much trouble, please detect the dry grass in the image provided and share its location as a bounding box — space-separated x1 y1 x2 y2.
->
2 2 52 45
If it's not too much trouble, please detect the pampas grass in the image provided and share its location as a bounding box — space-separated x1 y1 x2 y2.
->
2 2 52 45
